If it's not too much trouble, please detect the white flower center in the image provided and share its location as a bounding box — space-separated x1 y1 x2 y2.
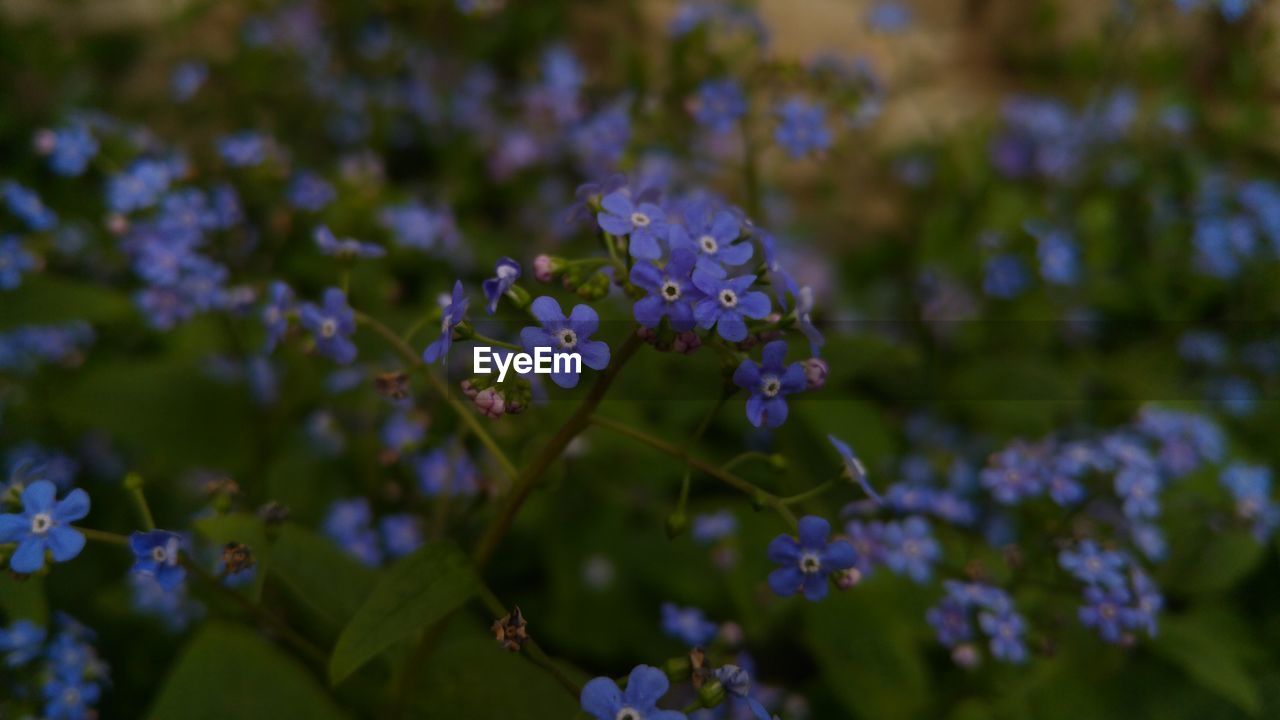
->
557 329 578 349
151 545 170 563
660 280 681 302
903 539 921 557
615 708 642 720
718 289 738 308
30 512 53 535
630 211 650 228
799 551 822 574
62 688 81 706
760 375 781 398
497 265 518 280
698 234 718 254
320 319 337 338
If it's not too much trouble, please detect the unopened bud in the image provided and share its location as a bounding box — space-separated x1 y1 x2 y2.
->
33 129 56 155
834 567 862 590
533 254 558 282
697 679 726 708
672 331 702 355
951 643 980 670
665 512 688 539
803 357 828 390
473 388 505 418
491 606 530 652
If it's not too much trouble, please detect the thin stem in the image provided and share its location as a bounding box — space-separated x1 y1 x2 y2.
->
124 473 156 531
675 391 730 517
588 415 797 527
780 478 840 507
721 451 774 472
77 527 129 545
462 332 522 352
353 310 518 482
472 330 645 570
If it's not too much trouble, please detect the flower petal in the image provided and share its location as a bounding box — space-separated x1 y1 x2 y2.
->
577 339 610 370
732 360 761 390
802 572 829 601
10 537 46 573
568 304 600 337
46 526 85 562
797 516 831 549
21 480 56 514
821 540 857 570
766 533 801 564
53 488 90 523
768 566 804 597
529 296 565 326
761 340 788 369
736 290 772 319
715 314 747 342
622 665 670 708
579 677 623 720
600 191 633 218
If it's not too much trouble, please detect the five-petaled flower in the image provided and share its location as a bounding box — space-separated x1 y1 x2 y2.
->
0 480 90 574
630 248 701 332
733 340 806 428
129 530 186 591
767 515 856 601
580 664 686 720
519 296 610 388
596 191 669 260
424 280 469 364
692 269 770 342
300 288 357 364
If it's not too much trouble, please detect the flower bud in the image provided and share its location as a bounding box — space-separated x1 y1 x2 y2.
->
833 567 862 590
951 643 980 670
473 387 505 418
697 679 726 708
460 378 480 399
663 655 692 681
33 129 56 155
533 254 557 282
665 512 688 539
803 357 828 390
672 331 701 355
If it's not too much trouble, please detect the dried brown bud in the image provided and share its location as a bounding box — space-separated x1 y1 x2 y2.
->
220 542 255 576
257 501 291 525
491 606 530 652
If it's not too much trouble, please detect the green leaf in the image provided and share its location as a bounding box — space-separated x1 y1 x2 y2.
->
1171 531 1265 595
408 619 579 719
270 524 376 628
148 621 347 720
1152 611 1261 716
329 542 477 685
0 275 132 329
193 513 271 601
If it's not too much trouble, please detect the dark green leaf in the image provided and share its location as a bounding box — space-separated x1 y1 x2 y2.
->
270 524 376 628
1153 611 1261 716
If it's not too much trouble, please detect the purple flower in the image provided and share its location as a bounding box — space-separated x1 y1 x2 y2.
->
1059 540 1126 588
482 257 521 314
597 191 669 260
129 530 185 591
774 98 831 158
829 435 880 502
217 131 270 167
660 603 718 647
692 269 770 342
323 498 382 567
519 296 610 389
170 61 207 101
380 514 423 559
106 160 171 214
423 281 468 365
314 225 386 260
43 124 99 177
299 288 357 364
926 597 973 647
1 181 57 231
414 448 480 497
580 664 685 720
733 340 805 428
261 281 294 352
630 248 700 331
767 515 856 601
0 480 89 574
1115 465 1161 520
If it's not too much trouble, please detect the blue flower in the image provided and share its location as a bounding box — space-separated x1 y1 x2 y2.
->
423 280 469 364
691 511 737 544
828 435 881 502
980 443 1046 504
261 281 294 352
978 609 1029 662
1025 220 1079 285
692 79 747 132
713 665 773 720
0 235 38 290
597 191 670 260
926 597 973 647
323 498 383 567
299 288 357 364
1078 585 1131 643
867 2 912 32
630 248 700 331
692 270 770 342
1220 463 1279 540
793 286 825 357
43 676 101 720
1 181 58 231
0 619 45 667
519 296 610 389
170 61 208 101
767 515 856 601
379 202 460 251
217 132 270 167
881 517 940 583
482 257 521 313
380 514 423 559
382 411 426 451
314 225 386 260
106 160 171 214
580 664 685 720
669 209 752 274
733 341 805 428
774 98 831 158
982 254 1030 299
43 124 99 177
414 448 480 497
287 172 336 211
1058 540 1126 588
1115 465 1161 520
660 602 718 647
1126 570 1163 637
0 480 89 574
129 530 186 591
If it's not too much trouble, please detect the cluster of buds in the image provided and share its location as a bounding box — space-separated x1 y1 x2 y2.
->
635 326 703 355
532 254 610 300
461 376 532 418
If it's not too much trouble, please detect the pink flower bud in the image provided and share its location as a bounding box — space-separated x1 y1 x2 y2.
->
33 129 56 155
460 379 479 399
473 387 505 418
803 357 828 390
833 567 861 590
672 331 701 354
106 214 129 235
533 254 554 282
951 643 980 670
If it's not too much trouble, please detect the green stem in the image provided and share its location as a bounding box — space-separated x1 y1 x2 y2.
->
721 451 774 472
675 391 730 517
588 415 797 527
780 478 840 507
123 472 156 531
471 330 645 570
353 310 518 482
77 527 129 545
462 332 522 352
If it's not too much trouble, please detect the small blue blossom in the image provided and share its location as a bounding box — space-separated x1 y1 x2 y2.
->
218 131 270 167
170 61 208 101
106 160 172 214
414 447 481 497
382 411 426 451
580 664 686 720
380 514 424 559
261 281 294 352
978 609 1029 663
661 602 718 647
630 248 701 332
1220 463 1279 540
692 79 747 132
981 442 1047 504
828 435 881 502
733 340 805 428
42 124 100 177
1025 221 1080 285
423 280 469 365
482 257 521 313
0 235 38 290
669 208 752 274
379 202 460 251
926 597 973 647
881 517 941 583
692 269 770 342
299 288 358 364
128 530 186 591
0 619 45 667
1078 584 1131 643
1059 540 1126 588
982 254 1030 299
767 515 856 601
691 511 737 544
0 480 90 573
519 296 610 389
1114 465 1161 520
287 172 336 211
774 98 831 159
43 676 102 720
314 225 386 260
866 2 912 32
713 665 773 720
597 191 670 260
323 498 383 567
2 180 58 231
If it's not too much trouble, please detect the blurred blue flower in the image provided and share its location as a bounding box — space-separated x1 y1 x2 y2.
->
299 288 357 364
767 515 855 601
631 248 700 332
482 257 521 314
660 602 718 647
774 98 831 158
